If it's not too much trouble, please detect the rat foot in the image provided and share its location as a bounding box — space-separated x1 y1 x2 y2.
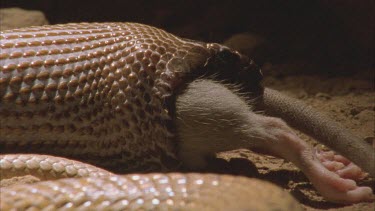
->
302 152 374 203
254 116 374 203
315 147 368 180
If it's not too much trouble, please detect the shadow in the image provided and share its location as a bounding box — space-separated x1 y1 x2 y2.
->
178 157 261 178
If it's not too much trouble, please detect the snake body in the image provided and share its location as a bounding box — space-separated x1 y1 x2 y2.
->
0 22 302 210
1 171 301 210
0 22 263 171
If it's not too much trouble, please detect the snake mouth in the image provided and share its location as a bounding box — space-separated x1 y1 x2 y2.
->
202 43 264 98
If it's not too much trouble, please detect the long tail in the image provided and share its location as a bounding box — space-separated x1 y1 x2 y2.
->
262 88 375 177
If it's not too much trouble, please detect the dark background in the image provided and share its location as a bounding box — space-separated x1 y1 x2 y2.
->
1 0 374 73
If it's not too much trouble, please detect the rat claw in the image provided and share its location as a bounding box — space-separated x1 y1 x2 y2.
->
314 148 369 181
337 163 368 180
322 161 345 171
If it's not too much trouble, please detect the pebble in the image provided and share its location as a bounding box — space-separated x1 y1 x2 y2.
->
364 137 375 148
315 92 331 100
350 107 361 116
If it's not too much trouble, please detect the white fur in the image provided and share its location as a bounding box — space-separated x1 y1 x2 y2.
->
175 79 286 169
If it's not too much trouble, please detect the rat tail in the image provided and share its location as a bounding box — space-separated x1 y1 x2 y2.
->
262 88 375 177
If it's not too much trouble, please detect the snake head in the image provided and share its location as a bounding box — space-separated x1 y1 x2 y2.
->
204 43 264 97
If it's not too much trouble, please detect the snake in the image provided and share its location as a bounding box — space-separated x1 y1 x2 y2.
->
0 22 303 210
1 22 374 209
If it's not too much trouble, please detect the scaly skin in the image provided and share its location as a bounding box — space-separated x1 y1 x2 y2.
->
0 154 112 180
0 22 209 171
0 155 301 210
0 22 261 171
0 170 301 210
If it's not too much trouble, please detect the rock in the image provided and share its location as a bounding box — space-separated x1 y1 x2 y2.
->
295 90 308 99
356 110 374 122
364 136 374 145
315 92 331 100
0 7 49 30
350 107 361 116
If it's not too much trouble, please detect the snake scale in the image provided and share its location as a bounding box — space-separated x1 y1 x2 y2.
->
1 22 374 209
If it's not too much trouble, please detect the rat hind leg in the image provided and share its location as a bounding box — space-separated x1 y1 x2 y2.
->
175 79 374 203
249 115 374 203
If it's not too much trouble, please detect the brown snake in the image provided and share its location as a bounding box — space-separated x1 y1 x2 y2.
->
0 22 303 210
